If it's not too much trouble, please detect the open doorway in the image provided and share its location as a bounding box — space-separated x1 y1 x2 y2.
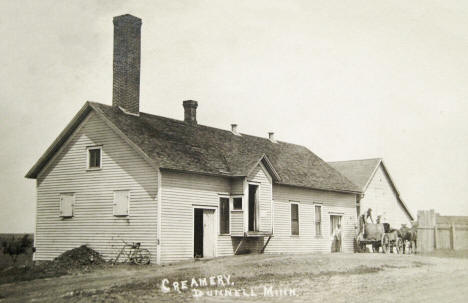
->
248 184 259 231
194 208 216 258
330 215 342 252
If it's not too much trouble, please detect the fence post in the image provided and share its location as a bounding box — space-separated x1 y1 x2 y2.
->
434 224 438 249
417 209 436 253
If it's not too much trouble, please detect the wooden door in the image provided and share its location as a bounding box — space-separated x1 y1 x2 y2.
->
203 209 216 258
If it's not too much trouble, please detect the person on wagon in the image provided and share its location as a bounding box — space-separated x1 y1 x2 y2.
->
366 208 374 223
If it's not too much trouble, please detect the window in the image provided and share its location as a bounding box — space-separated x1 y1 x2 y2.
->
233 197 242 210
60 193 75 217
113 190 129 216
219 197 230 234
291 202 299 235
87 146 102 169
315 205 322 236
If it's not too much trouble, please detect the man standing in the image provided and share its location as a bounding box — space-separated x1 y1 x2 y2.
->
333 224 342 252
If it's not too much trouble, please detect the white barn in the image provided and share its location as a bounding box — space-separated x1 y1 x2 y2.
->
329 158 414 229
26 14 361 264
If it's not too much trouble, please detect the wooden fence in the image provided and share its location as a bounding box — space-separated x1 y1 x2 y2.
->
417 210 468 253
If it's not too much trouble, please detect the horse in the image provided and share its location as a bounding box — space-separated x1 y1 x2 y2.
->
400 224 417 254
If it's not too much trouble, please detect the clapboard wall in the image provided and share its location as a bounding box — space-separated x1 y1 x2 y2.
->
247 163 273 232
35 111 158 263
160 170 237 263
265 185 357 254
359 165 412 229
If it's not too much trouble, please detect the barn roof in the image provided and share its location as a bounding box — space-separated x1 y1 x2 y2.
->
26 102 360 194
328 158 382 192
328 158 414 220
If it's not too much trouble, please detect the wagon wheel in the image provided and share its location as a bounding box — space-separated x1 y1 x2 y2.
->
396 238 403 254
134 248 151 265
381 234 390 254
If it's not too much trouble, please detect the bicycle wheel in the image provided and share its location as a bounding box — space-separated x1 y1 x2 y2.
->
135 248 151 265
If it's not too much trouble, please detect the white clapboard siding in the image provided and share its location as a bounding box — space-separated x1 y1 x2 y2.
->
35 111 158 263
231 211 244 236
247 163 273 232
360 165 412 229
230 178 244 195
160 170 234 263
264 185 357 254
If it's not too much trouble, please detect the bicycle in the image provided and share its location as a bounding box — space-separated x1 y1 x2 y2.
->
112 240 151 265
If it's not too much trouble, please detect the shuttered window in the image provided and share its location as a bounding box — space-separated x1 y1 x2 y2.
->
291 203 299 235
315 205 322 236
113 190 129 216
219 197 230 234
60 193 74 217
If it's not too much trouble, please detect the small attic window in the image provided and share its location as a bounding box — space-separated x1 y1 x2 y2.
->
87 146 102 170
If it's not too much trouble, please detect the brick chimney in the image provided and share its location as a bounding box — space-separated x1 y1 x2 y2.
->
231 124 239 135
183 100 198 125
112 14 142 115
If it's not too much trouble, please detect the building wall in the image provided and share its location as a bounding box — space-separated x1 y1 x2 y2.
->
230 177 244 195
360 165 412 229
160 167 358 263
160 170 236 263
35 111 158 263
265 185 357 254
247 163 273 232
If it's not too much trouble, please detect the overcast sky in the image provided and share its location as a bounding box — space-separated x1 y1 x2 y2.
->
0 0 467 233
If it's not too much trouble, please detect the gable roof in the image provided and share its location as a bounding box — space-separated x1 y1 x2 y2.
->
26 102 360 194
328 158 382 192
328 158 414 220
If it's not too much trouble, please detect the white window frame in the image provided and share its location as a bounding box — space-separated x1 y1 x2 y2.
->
113 190 130 217
59 193 75 218
231 195 243 212
86 146 102 170
314 203 323 237
219 195 230 235
290 201 300 236
247 182 260 232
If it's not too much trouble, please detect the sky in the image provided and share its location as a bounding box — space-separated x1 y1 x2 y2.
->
0 0 467 233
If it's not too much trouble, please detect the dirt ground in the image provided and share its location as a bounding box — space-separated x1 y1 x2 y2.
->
1 252 467 303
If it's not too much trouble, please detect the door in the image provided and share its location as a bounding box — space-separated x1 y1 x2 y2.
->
202 209 216 258
194 209 204 257
330 215 342 252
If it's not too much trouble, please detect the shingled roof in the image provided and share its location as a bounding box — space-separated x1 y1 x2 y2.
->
329 158 414 220
328 158 382 191
26 102 360 193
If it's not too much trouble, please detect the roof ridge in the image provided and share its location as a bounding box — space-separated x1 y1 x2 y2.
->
27 100 361 193
328 157 382 163
92 101 310 149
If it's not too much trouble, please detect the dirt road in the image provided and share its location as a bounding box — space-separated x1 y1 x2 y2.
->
1 253 467 302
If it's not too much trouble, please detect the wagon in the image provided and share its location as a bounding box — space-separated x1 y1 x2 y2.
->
356 218 403 253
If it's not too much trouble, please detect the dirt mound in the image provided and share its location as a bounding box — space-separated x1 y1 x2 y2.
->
53 245 105 269
0 245 106 285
